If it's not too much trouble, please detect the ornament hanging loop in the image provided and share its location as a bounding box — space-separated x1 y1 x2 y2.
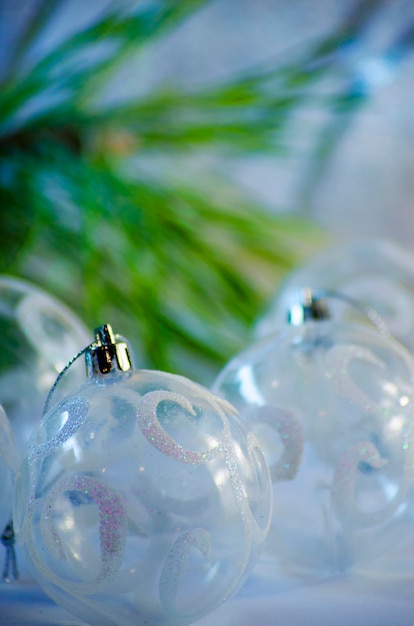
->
43 343 93 416
85 324 133 378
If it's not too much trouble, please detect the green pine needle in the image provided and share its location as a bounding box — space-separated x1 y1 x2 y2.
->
0 0 374 383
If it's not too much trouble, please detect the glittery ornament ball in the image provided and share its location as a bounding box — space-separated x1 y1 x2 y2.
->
0 276 90 453
213 320 414 581
0 404 17 533
255 238 414 348
13 369 272 626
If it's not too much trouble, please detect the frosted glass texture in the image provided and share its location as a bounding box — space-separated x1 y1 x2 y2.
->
213 320 414 580
0 404 17 532
13 370 271 626
0 277 89 453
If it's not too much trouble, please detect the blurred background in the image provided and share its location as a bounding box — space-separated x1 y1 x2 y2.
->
0 0 413 386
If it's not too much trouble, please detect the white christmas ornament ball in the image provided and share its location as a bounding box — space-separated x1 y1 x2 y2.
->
213 319 414 580
0 276 90 452
13 328 271 626
255 238 414 348
0 404 17 533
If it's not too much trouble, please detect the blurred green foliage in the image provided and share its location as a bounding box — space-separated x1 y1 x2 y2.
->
0 0 375 383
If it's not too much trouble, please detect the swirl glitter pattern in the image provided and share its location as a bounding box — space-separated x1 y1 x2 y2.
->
14 373 271 626
137 390 221 465
28 397 88 461
159 528 211 613
326 343 414 528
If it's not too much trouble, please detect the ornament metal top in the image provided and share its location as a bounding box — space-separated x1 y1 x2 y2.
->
254 238 414 350
213 290 414 581
13 324 271 626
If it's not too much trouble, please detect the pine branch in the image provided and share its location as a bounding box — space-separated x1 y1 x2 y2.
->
0 0 383 381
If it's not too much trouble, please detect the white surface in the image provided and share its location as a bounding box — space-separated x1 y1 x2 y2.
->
1 560 414 626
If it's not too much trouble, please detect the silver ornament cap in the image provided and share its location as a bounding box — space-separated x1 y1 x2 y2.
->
85 324 133 377
287 287 330 326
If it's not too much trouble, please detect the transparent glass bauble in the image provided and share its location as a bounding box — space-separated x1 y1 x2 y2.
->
0 404 17 533
254 239 414 351
0 276 90 453
213 320 414 580
13 369 271 626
